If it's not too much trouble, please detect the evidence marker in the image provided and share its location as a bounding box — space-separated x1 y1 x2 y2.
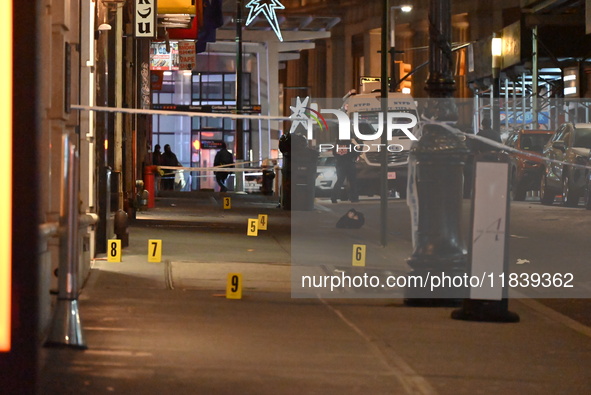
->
352 244 366 267
247 218 259 236
226 273 243 299
258 214 268 230
107 239 122 262
148 239 162 262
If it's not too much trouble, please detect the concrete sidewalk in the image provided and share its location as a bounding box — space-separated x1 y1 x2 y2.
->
39 193 591 394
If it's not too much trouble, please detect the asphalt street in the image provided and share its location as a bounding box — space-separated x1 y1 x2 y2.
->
38 192 591 394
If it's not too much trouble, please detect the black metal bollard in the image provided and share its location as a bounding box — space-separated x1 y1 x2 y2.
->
279 133 292 210
404 125 470 306
279 133 318 211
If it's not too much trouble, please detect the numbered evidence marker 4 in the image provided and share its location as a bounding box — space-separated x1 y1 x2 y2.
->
107 239 122 262
223 197 231 209
352 244 366 267
148 239 162 263
258 214 268 230
226 273 243 299
247 218 259 236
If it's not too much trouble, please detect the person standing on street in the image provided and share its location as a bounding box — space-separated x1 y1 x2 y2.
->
331 139 360 203
475 116 502 153
214 142 234 192
160 144 181 190
152 144 162 166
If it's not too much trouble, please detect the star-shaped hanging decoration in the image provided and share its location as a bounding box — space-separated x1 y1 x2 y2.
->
245 0 285 42
289 96 309 134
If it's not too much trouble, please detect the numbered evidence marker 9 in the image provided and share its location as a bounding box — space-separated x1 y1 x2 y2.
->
352 244 366 267
107 239 122 262
226 273 243 299
148 239 162 262
223 197 231 209
247 218 259 236
258 214 268 230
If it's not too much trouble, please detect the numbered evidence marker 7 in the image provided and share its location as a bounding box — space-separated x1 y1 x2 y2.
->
107 239 122 262
247 218 259 236
226 273 243 299
223 197 231 209
148 239 162 262
258 214 268 230
352 244 366 267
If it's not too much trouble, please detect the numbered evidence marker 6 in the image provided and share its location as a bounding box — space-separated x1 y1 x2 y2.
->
226 273 243 299
107 239 122 262
247 218 259 236
258 214 268 230
148 239 162 262
352 244 366 267
223 197 231 209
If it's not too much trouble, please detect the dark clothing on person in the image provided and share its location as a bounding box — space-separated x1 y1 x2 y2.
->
214 145 234 192
161 145 181 190
152 145 162 166
261 167 275 196
475 117 502 153
331 140 360 203
336 209 365 229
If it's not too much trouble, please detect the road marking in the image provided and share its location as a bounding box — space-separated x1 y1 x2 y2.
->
515 294 591 339
319 297 437 395
84 349 153 357
84 327 142 332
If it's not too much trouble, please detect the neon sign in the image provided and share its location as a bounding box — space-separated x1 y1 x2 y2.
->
245 0 285 42
0 0 12 352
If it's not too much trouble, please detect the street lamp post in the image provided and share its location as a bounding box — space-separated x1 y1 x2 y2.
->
403 0 469 307
389 5 412 92
380 2 412 246
491 35 502 136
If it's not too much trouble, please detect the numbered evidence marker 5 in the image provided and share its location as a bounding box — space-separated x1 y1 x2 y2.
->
352 244 366 267
223 197 231 209
258 214 268 230
226 273 243 299
247 218 259 236
107 239 122 262
148 239 162 262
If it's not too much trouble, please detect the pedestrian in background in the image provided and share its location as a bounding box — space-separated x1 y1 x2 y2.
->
152 144 162 165
160 144 181 190
214 142 234 192
261 159 276 196
331 139 360 203
152 144 163 193
476 117 502 153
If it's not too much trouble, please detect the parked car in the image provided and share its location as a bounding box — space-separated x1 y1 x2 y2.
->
314 150 389 198
315 152 337 196
540 123 591 206
503 129 553 201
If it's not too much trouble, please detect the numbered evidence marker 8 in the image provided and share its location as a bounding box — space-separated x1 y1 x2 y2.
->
148 239 162 262
107 239 122 262
247 218 259 236
258 214 268 230
223 197 231 209
352 244 366 267
226 273 243 299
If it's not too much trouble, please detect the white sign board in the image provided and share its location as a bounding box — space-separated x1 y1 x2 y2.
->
470 161 509 300
135 0 157 38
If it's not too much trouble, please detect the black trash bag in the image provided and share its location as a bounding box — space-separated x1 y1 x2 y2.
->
336 208 365 229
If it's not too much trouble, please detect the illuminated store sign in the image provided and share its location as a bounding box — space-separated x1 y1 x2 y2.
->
136 0 157 38
1 0 13 352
